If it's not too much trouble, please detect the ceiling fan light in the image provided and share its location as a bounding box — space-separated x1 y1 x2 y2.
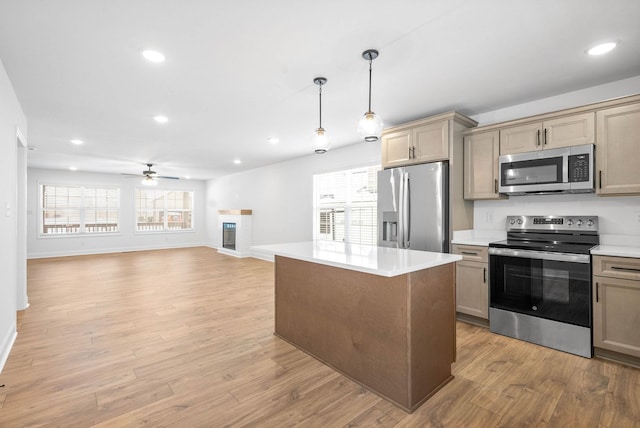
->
141 175 157 186
357 111 383 142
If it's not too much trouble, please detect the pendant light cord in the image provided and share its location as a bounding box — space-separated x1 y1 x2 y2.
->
318 83 323 128
368 58 372 112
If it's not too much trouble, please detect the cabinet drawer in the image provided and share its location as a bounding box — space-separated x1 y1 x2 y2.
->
452 245 488 263
593 255 640 281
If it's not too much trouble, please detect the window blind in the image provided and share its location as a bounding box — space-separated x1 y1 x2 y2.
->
314 165 379 245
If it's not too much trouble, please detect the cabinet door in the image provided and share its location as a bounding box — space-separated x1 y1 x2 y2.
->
382 129 412 169
455 260 488 319
499 122 542 154
464 131 501 200
413 120 449 163
596 103 640 195
543 112 594 149
593 276 640 358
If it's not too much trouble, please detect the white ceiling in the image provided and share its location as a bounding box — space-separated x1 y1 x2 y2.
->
1 0 639 180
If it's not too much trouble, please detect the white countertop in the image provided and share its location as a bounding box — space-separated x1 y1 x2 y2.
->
451 229 506 247
590 234 640 258
251 241 461 277
591 245 640 258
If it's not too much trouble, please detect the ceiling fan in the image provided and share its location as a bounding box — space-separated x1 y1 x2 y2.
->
122 163 179 186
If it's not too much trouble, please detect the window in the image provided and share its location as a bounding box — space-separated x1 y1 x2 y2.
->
313 165 380 245
136 189 193 232
40 184 120 235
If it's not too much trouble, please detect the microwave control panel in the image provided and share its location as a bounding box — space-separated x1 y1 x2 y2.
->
568 153 590 182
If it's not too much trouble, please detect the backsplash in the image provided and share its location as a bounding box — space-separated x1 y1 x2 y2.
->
473 193 640 243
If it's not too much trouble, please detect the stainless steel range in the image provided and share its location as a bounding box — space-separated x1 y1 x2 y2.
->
488 215 599 358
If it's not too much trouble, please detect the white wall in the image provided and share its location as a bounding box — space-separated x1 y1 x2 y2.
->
0 58 27 371
469 75 640 243
206 142 381 249
27 168 208 258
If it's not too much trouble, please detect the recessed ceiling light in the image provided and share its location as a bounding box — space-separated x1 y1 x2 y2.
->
267 137 279 144
185 175 191 180
587 42 617 56
153 115 168 124
27 146 37 151
69 166 77 171
233 159 242 165
70 139 84 145
141 49 165 63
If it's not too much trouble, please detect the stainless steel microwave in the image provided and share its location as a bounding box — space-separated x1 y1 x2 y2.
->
498 144 594 195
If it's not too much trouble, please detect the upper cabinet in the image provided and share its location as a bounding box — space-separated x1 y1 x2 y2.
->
381 112 475 169
499 112 595 155
463 130 502 200
596 103 640 195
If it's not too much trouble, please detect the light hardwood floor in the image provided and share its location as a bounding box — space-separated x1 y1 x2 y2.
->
1 247 639 427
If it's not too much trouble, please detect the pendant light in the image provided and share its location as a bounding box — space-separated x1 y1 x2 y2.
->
357 49 383 142
313 77 330 154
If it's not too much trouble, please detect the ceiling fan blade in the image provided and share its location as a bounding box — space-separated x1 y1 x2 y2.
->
156 175 180 180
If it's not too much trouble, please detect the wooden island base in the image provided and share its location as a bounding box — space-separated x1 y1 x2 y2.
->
274 255 456 413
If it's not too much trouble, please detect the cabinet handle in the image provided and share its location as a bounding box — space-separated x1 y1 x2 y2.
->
536 129 541 146
596 282 599 302
544 128 548 145
483 267 487 283
599 170 602 189
460 251 478 256
412 146 416 158
611 266 640 273
494 178 498 193
408 147 412 159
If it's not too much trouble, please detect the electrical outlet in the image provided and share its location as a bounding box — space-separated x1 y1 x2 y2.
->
486 211 494 224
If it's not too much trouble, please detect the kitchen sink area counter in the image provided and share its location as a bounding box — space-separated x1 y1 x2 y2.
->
252 241 460 413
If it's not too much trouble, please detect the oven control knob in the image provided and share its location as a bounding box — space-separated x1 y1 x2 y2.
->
587 219 594 227
517 219 523 225
509 218 515 225
567 219 573 226
576 219 583 226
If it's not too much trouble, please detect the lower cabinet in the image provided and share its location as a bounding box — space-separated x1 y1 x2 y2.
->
592 255 640 358
453 244 488 319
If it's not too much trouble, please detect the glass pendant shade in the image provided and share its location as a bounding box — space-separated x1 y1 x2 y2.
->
313 127 329 154
357 111 383 142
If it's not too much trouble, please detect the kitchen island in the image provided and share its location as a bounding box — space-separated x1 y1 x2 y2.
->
252 241 461 412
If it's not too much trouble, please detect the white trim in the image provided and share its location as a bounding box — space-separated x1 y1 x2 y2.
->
0 327 17 373
26 242 209 259
250 249 275 262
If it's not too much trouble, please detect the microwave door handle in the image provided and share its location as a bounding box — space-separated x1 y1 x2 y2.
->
563 155 569 183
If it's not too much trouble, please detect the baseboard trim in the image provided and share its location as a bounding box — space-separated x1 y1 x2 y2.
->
0 327 17 373
27 242 210 259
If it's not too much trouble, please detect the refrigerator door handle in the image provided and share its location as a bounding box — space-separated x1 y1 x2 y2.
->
398 172 405 248
403 172 410 248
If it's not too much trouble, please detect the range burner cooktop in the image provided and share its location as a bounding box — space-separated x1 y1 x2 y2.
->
489 215 599 254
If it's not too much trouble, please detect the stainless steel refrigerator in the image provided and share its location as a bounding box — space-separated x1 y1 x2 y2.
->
377 162 449 252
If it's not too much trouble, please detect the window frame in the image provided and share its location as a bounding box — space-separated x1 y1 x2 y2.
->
313 164 380 246
134 187 195 234
38 182 121 238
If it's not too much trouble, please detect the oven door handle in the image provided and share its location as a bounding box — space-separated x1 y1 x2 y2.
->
488 247 591 263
